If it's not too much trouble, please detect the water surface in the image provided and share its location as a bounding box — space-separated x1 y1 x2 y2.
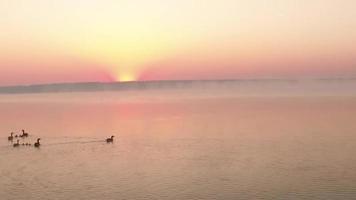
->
1 90 356 200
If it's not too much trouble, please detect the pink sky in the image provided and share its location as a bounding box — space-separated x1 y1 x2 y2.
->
0 0 355 85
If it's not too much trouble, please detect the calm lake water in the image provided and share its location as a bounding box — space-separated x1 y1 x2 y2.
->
1 89 356 200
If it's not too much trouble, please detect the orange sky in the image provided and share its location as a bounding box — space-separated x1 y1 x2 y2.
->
0 0 355 85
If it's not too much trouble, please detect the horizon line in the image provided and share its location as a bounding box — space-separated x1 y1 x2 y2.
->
1 77 356 88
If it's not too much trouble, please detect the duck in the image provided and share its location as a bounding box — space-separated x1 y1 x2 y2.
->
106 135 114 143
21 130 29 137
13 140 20 147
34 138 40 147
8 132 14 141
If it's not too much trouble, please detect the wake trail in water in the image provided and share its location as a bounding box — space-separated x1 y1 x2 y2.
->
45 139 106 146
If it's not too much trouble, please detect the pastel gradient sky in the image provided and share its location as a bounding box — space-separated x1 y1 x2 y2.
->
1 0 356 85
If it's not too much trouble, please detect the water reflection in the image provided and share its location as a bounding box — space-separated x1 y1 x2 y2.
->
1 93 356 199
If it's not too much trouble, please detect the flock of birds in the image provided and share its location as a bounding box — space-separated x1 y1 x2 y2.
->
7 130 40 148
7 130 115 148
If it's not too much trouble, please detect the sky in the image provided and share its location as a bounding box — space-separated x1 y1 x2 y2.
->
0 0 355 85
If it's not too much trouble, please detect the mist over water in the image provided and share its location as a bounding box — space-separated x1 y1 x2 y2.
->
1 79 356 97
1 80 356 199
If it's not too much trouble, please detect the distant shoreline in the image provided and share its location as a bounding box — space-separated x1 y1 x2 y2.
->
0 78 355 95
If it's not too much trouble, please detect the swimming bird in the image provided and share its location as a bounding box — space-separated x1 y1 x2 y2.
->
106 136 114 143
34 138 40 147
21 130 29 137
8 132 14 141
13 140 20 147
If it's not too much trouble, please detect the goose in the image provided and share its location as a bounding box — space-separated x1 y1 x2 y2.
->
34 138 40 147
21 130 29 137
8 132 14 141
13 140 20 147
106 136 114 143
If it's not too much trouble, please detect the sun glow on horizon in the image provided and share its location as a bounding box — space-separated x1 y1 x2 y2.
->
117 72 138 82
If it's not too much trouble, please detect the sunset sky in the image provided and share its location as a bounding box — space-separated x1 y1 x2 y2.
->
0 0 355 85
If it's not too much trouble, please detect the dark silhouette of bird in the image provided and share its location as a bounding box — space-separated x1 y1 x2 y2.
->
21 130 29 137
34 138 40 147
8 132 14 141
106 136 114 143
13 140 20 147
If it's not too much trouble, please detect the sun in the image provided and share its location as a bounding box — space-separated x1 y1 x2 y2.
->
117 72 137 82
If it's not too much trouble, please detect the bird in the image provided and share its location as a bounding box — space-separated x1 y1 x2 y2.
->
13 140 20 147
106 136 114 143
21 129 29 137
8 132 14 141
34 138 40 147
22 143 25 146
15 135 18 138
